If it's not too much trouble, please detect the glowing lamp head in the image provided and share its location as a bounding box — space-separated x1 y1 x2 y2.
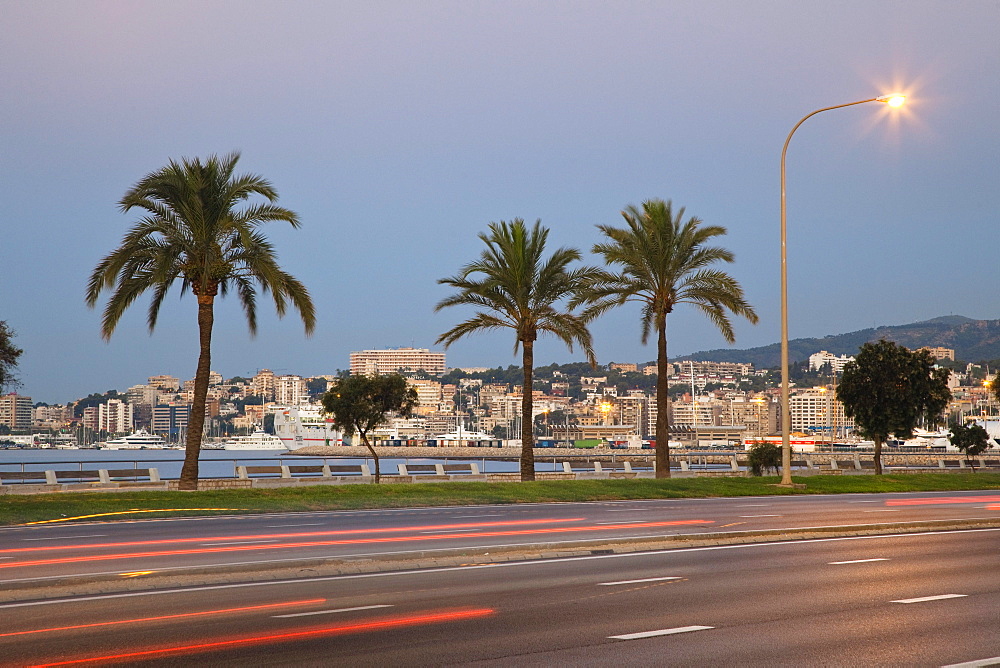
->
879 94 906 108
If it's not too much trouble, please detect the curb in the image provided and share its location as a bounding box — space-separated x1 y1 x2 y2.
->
3 518 999 604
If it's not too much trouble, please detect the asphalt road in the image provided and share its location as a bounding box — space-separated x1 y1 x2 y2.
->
1 490 999 586
1 525 997 666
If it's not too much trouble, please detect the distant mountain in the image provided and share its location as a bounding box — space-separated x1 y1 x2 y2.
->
678 316 1000 368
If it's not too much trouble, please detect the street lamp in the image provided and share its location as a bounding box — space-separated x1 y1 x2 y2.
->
779 94 906 486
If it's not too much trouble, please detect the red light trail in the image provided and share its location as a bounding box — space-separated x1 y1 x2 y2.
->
886 495 1000 506
0 599 326 638
0 518 587 555
1 519 711 570
29 608 495 666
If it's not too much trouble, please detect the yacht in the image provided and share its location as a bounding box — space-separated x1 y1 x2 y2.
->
222 429 288 451
102 430 167 450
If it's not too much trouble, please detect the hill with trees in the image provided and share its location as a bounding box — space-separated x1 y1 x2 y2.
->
679 316 1000 367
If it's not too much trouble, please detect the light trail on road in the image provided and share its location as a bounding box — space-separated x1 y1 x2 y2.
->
1 519 712 570
0 517 589 555
28 608 496 667
0 598 327 638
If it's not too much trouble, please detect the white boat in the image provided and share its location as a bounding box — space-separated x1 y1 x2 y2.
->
102 429 166 450
433 430 499 443
222 429 288 451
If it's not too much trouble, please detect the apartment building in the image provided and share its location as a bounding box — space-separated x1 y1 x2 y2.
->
808 350 854 373
788 388 854 437
98 398 134 434
275 375 308 405
0 393 32 430
349 347 446 376
152 403 190 438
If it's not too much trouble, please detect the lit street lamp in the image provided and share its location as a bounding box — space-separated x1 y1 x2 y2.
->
780 94 905 486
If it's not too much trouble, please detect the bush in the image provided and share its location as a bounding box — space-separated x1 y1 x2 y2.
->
747 441 782 476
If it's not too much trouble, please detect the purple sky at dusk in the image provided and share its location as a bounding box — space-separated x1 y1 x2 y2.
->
2 1 998 403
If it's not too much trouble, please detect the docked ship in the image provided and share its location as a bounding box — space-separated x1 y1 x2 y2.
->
102 430 167 449
222 428 288 451
272 405 343 449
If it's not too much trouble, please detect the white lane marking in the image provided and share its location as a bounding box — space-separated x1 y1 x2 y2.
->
200 540 279 546
739 515 782 518
604 509 653 512
595 520 650 525
265 523 325 528
273 604 393 618
610 625 713 640
420 529 480 534
22 534 108 541
892 594 967 604
3 527 998 609
941 656 1000 667
599 576 682 586
829 558 889 565
864 510 901 513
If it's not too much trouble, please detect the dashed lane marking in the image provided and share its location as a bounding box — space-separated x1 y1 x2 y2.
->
892 594 967 604
829 558 888 565
610 625 713 640
599 576 682 586
273 604 394 618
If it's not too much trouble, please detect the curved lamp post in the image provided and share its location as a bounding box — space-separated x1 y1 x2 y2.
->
779 94 905 486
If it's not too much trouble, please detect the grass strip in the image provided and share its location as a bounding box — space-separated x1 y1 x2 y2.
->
2 473 999 526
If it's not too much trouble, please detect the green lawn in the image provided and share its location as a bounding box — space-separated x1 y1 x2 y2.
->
2 473 999 527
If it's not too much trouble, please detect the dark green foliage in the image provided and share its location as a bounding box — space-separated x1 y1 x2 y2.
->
577 199 758 479
837 340 952 474
747 441 782 476
0 321 23 393
321 374 417 482
948 422 991 470
85 152 314 489
436 219 598 481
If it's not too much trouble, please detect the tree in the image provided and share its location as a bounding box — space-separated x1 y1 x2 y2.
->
948 421 991 471
578 199 758 478
0 321 23 393
837 340 951 475
86 152 315 490
436 219 597 481
747 441 782 476
320 374 417 483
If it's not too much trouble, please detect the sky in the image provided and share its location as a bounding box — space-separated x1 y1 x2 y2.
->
2 1 998 404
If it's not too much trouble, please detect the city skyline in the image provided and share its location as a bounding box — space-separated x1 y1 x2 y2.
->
3 2 998 404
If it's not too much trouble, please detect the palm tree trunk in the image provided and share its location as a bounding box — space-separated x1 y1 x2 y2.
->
873 436 883 475
521 339 535 481
360 430 380 483
179 295 213 490
655 316 670 479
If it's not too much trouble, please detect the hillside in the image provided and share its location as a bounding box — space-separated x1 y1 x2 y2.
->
678 316 1000 368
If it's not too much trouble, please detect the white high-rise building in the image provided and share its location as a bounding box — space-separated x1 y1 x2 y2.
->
808 350 854 373
275 375 308 405
98 399 134 434
350 347 446 376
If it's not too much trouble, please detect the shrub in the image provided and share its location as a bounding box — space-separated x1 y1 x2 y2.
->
747 441 782 476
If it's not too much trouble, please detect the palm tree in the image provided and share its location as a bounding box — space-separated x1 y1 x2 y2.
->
436 219 596 481
579 199 757 478
86 152 316 489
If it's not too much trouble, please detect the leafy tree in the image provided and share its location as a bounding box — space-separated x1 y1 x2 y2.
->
86 152 315 490
948 421 991 471
306 377 329 398
837 340 951 474
0 321 23 393
578 199 758 478
436 219 597 481
747 441 782 476
321 374 417 483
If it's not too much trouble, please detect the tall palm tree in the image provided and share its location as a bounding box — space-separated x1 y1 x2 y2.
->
579 199 757 478
86 152 316 489
436 219 597 481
